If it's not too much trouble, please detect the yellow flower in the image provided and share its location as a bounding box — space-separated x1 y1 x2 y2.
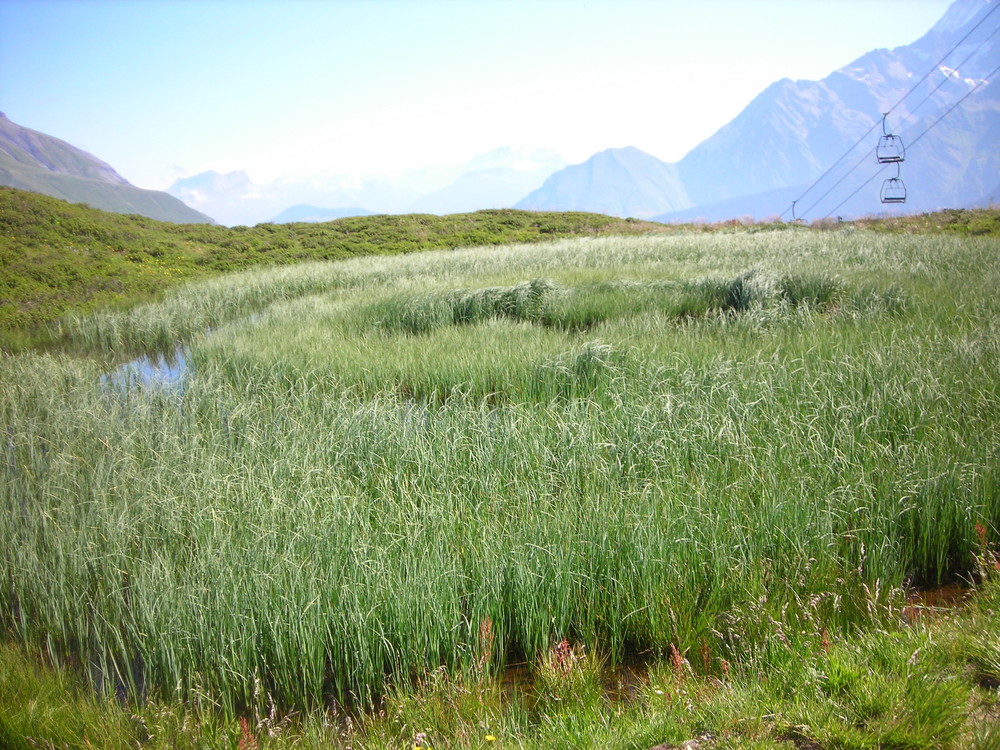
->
485 736 497 742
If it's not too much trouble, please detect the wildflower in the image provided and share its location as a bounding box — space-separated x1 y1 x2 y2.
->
485 735 497 742
975 522 989 549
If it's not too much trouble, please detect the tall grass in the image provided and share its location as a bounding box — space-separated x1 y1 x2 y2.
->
2 230 998 714
56 229 959 356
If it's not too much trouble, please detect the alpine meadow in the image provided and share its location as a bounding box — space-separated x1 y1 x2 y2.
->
2 193 999 748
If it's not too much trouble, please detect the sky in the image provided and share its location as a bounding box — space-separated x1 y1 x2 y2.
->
0 0 956 191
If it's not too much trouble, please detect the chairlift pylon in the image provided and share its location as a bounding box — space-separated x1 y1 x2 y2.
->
876 113 905 164
880 163 906 204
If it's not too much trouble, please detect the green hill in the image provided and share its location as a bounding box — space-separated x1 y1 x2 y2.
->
4 186 997 352
0 187 664 348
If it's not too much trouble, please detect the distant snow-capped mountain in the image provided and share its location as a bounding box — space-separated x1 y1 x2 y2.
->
167 170 417 226
169 146 565 225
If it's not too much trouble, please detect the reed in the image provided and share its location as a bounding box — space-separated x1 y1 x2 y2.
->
2 229 997 716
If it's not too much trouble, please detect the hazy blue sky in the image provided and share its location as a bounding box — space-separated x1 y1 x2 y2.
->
0 0 955 189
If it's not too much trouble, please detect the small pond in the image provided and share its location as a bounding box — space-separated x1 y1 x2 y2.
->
101 346 189 393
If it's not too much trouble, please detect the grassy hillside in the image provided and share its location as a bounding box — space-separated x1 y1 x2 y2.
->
849 206 1000 236
0 187 667 348
1 216 999 746
5 186 999 352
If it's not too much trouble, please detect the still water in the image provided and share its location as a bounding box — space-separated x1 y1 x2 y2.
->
101 346 189 393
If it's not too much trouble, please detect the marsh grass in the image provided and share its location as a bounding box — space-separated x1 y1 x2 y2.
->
55 228 946 357
2 230 998 726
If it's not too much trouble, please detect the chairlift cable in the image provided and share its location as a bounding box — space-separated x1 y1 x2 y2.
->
819 61 1000 220
820 165 893 220
779 125 881 221
781 2 999 220
798 144 878 218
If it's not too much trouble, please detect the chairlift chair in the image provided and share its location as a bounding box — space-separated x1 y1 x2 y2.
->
876 113 905 164
880 165 907 204
877 134 906 163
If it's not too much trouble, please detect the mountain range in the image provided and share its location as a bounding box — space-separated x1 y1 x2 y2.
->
0 112 213 224
1 0 995 226
196 0 996 224
164 146 567 226
519 0 998 222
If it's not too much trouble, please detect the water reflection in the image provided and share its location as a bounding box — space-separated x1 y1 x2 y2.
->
101 347 189 393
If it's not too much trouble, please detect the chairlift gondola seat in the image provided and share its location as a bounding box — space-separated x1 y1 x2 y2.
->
880 176 906 204
877 134 905 164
